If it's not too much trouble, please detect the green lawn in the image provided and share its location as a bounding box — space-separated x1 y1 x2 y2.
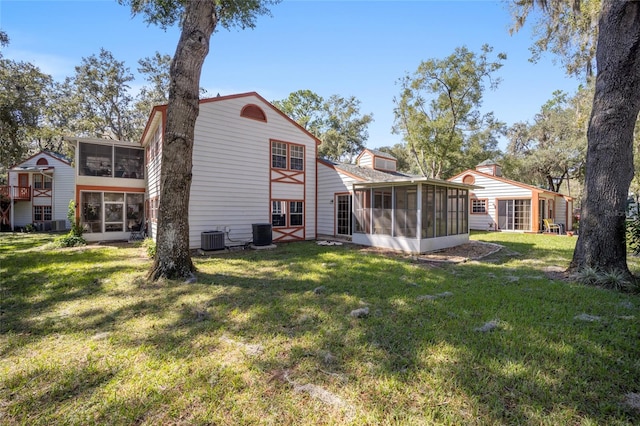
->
1 231 639 425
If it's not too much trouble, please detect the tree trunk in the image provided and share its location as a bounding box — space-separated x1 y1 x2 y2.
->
570 0 640 278
149 0 217 281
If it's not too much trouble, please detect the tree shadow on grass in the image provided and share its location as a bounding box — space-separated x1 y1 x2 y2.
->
2 238 639 424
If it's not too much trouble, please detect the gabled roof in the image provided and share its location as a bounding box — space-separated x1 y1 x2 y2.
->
139 91 322 146
356 148 396 162
64 136 142 149
476 158 500 167
449 168 573 200
9 150 72 169
318 158 413 182
319 158 478 191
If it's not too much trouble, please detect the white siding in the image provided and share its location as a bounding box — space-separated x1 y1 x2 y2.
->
451 172 532 231
357 152 373 168
554 197 570 230
317 162 359 236
145 124 163 240
185 95 317 249
8 152 75 228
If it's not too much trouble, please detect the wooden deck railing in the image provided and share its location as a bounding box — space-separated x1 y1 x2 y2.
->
0 186 31 201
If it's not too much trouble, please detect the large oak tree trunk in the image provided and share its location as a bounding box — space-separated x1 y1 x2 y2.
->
149 0 217 281
570 0 640 278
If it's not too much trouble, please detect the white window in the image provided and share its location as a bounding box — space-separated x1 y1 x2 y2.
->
271 141 304 171
472 199 487 214
272 201 304 228
290 145 304 171
290 201 303 226
272 201 286 227
33 205 52 221
271 142 287 169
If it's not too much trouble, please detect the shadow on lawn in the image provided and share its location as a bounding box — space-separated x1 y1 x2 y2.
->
2 238 638 424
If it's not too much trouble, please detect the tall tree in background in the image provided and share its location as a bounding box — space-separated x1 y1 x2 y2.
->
121 0 279 280
513 0 640 279
392 45 506 179
505 89 587 193
273 90 373 162
272 89 325 137
60 49 137 140
319 95 373 162
376 143 415 173
0 36 53 171
131 52 172 141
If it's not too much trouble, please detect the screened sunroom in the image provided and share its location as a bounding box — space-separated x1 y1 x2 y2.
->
351 179 477 253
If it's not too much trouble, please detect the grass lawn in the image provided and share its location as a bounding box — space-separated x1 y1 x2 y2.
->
1 231 639 425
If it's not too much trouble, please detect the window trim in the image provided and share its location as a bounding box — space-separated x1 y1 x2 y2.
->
33 205 52 222
271 199 304 228
270 140 305 172
471 198 489 215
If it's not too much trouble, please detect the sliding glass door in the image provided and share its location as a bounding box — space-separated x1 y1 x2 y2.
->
498 199 531 231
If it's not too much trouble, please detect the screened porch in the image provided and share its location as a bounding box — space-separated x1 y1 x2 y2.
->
351 179 476 253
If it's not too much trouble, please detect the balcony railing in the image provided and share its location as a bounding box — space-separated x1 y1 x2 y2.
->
0 186 31 201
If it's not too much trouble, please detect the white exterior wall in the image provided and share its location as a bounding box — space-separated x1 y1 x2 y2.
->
186 95 317 249
553 195 571 229
317 162 359 236
8 153 75 228
451 172 532 231
357 152 373 168
145 126 163 241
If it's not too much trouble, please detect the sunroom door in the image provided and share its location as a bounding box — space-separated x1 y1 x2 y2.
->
336 194 352 236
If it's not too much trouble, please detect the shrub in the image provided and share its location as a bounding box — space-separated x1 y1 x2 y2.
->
54 234 86 248
142 238 156 258
573 266 600 286
626 217 640 255
597 269 635 292
53 200 86 247
574 265 637 293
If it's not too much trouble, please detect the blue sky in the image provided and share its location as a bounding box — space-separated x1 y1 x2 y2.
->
1 0 580 150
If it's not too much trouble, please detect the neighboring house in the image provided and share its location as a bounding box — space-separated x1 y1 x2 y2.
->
140 92 320 250
318 149 476 253
65 137 146 242
449 159 574 233
0 151 75 231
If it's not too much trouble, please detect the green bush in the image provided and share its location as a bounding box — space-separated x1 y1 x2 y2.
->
54 233 86 248
52 200 86 247
142 238 156 258
626 217 640 255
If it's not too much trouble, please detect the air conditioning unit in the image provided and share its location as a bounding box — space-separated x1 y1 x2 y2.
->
51 220 67 231
252 223 272 246
201 231 225 251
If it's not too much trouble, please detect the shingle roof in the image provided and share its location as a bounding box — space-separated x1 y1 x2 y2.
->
324 159 417 182
365 149 396 160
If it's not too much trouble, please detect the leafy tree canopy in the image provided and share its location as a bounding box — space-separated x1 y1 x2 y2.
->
273 90 373 163
393 44 506 179
504 88 589 193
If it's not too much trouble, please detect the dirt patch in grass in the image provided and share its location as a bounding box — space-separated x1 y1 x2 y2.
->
359 240 503 264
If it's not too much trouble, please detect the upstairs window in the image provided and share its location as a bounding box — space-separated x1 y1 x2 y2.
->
79 143 112 176
271 141 305 171
290 145 304 171
272 142 287 169
79 142 144 179
33 174 53 189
